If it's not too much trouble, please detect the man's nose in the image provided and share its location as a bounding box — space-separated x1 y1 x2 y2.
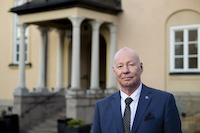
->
122 65 129 73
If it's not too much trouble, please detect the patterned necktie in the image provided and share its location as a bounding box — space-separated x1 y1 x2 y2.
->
123 97 133 133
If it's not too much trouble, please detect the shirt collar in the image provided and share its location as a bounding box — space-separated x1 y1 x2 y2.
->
120 83 142 102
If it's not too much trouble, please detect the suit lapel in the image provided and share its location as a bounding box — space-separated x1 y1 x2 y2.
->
131 84 152 133
111 91 124 133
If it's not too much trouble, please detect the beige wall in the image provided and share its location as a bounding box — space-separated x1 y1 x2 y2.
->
0 1 17 100
1 0 200 101
165 10 200 92
63 35 71 88
25 25 40 91
117 0 200 90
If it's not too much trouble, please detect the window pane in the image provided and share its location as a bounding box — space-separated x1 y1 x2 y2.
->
189 30 197 41
25 53 27 61
175 31 183 42
25 44 27 51
17 54 19 61
175 45 183 55
175 58 183 69
17 27 21 39
189 58 197 68
17 45 19 52
189 44 197 55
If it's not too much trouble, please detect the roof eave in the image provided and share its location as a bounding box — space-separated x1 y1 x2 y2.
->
10 1 123 15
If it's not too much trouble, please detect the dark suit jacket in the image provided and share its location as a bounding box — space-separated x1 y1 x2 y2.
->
93 84 182 133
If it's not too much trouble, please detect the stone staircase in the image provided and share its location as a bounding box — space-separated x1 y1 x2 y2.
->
27 108 66 133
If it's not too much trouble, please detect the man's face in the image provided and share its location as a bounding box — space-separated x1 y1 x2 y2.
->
113 49 143 90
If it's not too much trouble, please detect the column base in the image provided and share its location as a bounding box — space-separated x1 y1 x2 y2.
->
66 88 118 98
90 87 101 90
86 89 104 98
34 87 49 94
69 87 82 90
66 89 86 98
13 87 29 96
53 87 64 92
105 88 118 95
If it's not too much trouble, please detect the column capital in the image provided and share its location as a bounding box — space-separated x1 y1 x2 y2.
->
68 16 85 27
56 29 66 39
107 23 118 33
17 23 29 34
89 19 103 30
56 29 65 37
37 26 50 34
17 23 29 29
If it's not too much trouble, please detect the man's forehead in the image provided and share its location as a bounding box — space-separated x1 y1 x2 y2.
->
116 48 137 57
115 50 137 60
115 59 135 64
113 47 141 66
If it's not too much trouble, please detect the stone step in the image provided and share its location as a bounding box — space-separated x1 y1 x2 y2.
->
32 126 57 132
28 129 56 133
44 118 59 124
37 122 57 128
28 131 54 133
27 123 57 133
46 111 66 120
27 108 66 133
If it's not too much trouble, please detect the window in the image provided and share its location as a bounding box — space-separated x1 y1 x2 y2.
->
170 24 200 73
13 0 28 64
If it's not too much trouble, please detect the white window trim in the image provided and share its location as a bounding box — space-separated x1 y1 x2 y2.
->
170 24 200 73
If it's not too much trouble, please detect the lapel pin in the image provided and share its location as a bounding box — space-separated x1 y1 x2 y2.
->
145 96 149 100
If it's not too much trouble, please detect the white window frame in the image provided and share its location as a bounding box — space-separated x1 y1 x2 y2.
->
170 24 200 73
13 0 28 64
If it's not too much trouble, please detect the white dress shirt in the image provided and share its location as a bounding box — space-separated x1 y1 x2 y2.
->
120 83 142 130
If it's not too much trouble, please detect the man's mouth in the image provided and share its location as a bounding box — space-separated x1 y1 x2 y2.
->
122 77 132 80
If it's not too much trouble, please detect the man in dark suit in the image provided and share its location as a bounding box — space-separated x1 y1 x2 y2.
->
93 47 182 133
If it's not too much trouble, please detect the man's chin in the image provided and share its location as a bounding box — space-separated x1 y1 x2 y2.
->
121 83 139 89
121 84 133 88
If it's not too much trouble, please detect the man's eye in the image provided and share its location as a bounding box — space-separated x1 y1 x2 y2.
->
117 66 122 68
129 64 134 66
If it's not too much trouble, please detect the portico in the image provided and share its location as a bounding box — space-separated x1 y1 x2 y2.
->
14 17 118 94
10 0 122 131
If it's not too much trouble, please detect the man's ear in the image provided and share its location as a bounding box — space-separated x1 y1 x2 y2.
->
140 62 143 74
113 66 116 77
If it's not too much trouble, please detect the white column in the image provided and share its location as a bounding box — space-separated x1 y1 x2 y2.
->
14 23 29 96
55 29 65 92
36 26 49 93
89 20 103 90
68 16 85 90
108 23 117 90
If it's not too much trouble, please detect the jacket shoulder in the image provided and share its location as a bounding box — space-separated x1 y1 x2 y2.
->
143 84 174 98
96 91 120 104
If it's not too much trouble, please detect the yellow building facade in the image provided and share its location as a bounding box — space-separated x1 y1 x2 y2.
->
1 0 199 99
1 0 200 132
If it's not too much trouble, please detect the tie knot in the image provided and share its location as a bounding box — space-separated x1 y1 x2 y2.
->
125 97 133 105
